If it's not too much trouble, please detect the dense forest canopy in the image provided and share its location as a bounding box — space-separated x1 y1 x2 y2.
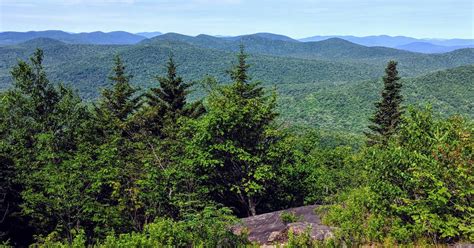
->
0 39 472 247
0 36 473 134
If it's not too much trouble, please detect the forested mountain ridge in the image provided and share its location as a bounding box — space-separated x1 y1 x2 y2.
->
299 34 474 48
0 36 472 133
1 36 473 91
1 47 472 247
0 37 388 98
396 42 474 53
278 65 474 132
3 31 473 53
147 34 474 74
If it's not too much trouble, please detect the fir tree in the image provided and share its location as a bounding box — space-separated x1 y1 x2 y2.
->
228 44 263 99
366 60 403 146
229 44 250 84
142 55 204 136
10 49 59 128
191 46 279 216
99 55 140 123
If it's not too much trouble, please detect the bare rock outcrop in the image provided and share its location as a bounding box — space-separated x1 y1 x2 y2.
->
235 205 334 245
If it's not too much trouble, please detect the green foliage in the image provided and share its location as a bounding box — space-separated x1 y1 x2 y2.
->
366 60 403 146
322 187 384 245
286 228 315 248
285 227 338 248
0 44 472 247
303 146 360 204
35 206 249 248
188 47 280 216
323 107 474 244
98 54 140 123
280 211 302 224
0 49 91 244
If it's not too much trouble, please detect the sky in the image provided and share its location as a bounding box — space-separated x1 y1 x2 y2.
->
0 0 473 39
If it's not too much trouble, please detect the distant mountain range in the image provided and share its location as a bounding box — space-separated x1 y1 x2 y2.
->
136 32 163 38
299 35 474 53
1 31 472 54
0 33 472 132
395 42 474 54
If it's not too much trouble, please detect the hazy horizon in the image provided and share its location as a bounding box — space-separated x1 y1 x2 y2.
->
1 30 473 41
1 0 472 39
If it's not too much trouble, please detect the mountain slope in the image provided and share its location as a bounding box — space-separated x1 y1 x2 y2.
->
144 34 474 76
278 65 474 132
225 33 298 42
396 42 474 53
0 37 472 133
299 35 418 47
299 35 474 49
0 38 382 99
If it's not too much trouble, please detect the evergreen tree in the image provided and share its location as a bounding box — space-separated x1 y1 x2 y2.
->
142 55 204 137
147 56 204 118
0 49 90 244
99 55 140 122
228 44 263 99
10 49 60 130
190 47 279 216
366 60 403 146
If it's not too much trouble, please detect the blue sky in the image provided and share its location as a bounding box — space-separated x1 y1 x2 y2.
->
0 0 472 39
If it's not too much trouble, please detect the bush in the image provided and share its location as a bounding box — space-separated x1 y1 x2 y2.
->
280 211 303 224
34 206 250 247
322 107 473 244
286 227 338 248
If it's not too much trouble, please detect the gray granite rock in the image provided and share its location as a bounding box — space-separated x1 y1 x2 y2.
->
235 205 334 245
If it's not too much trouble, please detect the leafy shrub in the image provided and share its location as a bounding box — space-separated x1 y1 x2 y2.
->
286 228 315 248
280 211 303 224
286 227 338 248
322 107 474 244
34 206 249 247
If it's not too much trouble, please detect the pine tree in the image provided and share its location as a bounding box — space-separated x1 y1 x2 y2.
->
228 44 263 99
10 49 59 128
147 56 187 115
366 60 403 146
98 55 140 123
0 49 89 244
191 46 279 216
142 55 204 136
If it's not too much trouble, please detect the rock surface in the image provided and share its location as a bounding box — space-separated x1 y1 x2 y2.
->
236 205 334 245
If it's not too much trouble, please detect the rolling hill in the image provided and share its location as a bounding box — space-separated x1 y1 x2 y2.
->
299 35 474 50
299 35 419 47
395 42 474 53
278 65 474 132
146 33 474 75
135 32 162 38
0 35 472 133
0 38 384 99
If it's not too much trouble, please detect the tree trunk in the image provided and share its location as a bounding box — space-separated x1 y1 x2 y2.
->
248 197 257 216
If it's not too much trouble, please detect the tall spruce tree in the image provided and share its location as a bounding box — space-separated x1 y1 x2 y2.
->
228 44 263 99
142 55 204 136
0 49 90 245
190 46 279 216
366 60 403 146
97 55 140 127
95 55 153 232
